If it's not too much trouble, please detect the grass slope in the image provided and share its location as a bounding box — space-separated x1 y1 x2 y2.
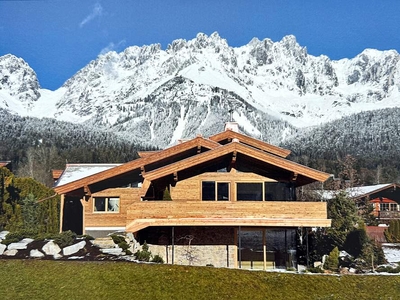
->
0 260 399 299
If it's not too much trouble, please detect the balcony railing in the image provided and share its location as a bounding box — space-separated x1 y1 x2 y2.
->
379 211 400 219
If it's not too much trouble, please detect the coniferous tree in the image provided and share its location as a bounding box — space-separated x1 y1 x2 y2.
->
324 246 339 271
384 219 400 243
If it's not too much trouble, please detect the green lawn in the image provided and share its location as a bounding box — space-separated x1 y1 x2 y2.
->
0 260 399 299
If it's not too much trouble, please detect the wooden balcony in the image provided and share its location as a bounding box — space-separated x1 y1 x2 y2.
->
378 211 400 219
125 200 330 232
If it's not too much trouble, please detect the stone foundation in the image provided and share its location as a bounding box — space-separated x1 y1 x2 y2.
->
148 244 236 268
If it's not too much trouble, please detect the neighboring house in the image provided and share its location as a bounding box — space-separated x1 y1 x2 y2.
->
321 183 400 224
54 123 331 269
0 161 12 172
52 169 64 184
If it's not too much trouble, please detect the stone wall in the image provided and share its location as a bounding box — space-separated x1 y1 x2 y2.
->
148 244 236 268
139 226 237 267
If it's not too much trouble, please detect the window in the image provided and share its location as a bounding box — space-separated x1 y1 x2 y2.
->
94 197 120 212
380 203 389 211
390 203 398 211
264 182 295 201
202 181 230 201
237 183 263 201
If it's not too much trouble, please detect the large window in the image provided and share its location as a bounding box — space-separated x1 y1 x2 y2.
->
237 183 263 201
202 181 230 201
264 182 295 201
236 182 295 201
94 197 120 212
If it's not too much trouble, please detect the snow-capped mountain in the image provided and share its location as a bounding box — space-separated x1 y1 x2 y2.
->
1 32 400 148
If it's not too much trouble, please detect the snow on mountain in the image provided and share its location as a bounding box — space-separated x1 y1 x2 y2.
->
1 32 400 148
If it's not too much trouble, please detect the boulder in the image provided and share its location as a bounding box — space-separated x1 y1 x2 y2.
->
21 238 34 244
63 241 86 256
42 241 61 255
53 253 63 260
4 249 18 256
8 238 34 250
91 237 115 249
0 231 9 240
30 249 45 258
8 242 28 250
0 243 6 255
101 248 123 255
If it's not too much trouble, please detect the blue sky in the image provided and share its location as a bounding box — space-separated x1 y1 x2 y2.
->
1 0 399 90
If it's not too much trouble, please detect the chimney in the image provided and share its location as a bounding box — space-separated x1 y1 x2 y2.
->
224 122 239 133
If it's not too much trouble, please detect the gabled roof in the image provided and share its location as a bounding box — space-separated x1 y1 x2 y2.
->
0 161 11 168
52 169 64 181
320 184 399 200
55 164 122 187
209 130 291 158
144 141 329 186
54 130 329 194
54 136 220 194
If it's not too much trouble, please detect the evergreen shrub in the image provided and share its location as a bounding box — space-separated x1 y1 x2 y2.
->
151 254 164 264
110 234 125 245
135 241 151 262
54 230 76 248
324 246 339 271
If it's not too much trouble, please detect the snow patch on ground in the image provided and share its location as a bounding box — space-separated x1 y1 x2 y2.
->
382 243 400 263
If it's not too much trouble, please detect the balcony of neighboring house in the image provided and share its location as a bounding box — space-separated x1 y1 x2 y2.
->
371 198 400 221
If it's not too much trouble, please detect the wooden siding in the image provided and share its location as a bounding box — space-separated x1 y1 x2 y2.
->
84 188 141 228
170 171 274 201
125 201 330 232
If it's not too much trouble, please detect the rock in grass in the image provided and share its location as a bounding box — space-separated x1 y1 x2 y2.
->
0 244 6 255
42 241 61 256
63 241 86 256
30 249 45 258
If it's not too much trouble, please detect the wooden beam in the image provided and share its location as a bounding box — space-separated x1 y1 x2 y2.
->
232 151 237 163
209 130 291 158
291 173 298 182
140 179 152 198
144 142 330 183
59 194 64 233
84 185 91 196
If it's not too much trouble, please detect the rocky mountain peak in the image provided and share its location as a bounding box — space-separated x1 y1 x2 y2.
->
2 33 400 149
0 54 41 106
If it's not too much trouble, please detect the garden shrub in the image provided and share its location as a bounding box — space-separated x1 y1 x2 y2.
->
1 229 38 245
151 254 164 264
54 230 76 248
306 267 324 273
135 241 151 262
110 234 126 245
324 246 339 271
118 241 129 252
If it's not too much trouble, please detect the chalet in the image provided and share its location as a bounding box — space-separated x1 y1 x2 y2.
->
54 123 331 269
321 183 400 223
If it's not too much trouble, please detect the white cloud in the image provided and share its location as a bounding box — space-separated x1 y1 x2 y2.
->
100 39 126 55
79 2 103 28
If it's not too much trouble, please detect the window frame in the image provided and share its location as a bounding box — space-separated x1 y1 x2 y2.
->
236 182 264 201
93 196 120 213
201 181 230 201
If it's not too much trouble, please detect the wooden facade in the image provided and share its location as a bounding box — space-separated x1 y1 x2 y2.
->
54 124 331 268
